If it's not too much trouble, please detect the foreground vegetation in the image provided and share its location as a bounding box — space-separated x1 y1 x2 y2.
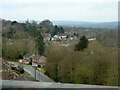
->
45 41 118 86
11 64 25 75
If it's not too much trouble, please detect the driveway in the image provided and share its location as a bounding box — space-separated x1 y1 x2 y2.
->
8 61 54 82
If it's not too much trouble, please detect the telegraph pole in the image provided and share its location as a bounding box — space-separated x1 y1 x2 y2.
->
35 67 36 79
33 65 37 79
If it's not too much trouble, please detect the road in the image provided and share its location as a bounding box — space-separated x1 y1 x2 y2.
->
8 61 54 82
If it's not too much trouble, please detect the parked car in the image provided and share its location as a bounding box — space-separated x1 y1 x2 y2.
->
19 59 23 63
11 63 15 66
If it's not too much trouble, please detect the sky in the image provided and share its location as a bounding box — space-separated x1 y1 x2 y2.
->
0 0 119 22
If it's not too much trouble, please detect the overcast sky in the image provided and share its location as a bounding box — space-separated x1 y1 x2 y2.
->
0 0 119 22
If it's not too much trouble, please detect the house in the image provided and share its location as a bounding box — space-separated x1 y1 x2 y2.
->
88 38 96 42
23 53 35 64
70 37 73 40
41 33 51 41
59 35 67 39
53 34 68 41
54 35 59 38
52 35 59 41
73 36 78 40
38 56 46 68
58 34 67 39
32 55 46 68
7 40 15 45
2 59 8 64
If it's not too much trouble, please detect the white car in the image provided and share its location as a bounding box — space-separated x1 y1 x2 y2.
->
19 59 23 63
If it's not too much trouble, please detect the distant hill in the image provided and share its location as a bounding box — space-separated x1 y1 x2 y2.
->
17 20 118 29
52 21 118 29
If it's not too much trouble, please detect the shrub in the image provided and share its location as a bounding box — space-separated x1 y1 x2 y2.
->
18 65 24 74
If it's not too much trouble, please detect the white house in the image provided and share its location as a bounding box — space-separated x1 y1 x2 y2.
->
88 38 96 41
54 35 59 38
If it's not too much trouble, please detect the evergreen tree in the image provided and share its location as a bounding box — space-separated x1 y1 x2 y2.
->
75 36 88 51
54 25 59 32
7 27 16 38
29 58 32 65
60 27 64 33
11 21 17 25
51 25 65 37
27 25 45 55
36 35 45 55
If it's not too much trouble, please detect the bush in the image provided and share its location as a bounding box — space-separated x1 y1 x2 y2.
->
29 58 32 65
75 35 88 51
18 65 24 74
12 70 20 75
11 67 17 70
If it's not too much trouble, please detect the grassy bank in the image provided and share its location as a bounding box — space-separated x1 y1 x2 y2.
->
24 71 31 76
12 70 20 75
37 68 46 74
23 64 32 67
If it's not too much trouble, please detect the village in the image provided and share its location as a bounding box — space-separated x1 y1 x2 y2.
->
2 19 117 86
2 30 97 82
7 32 96 47
1 0 118 88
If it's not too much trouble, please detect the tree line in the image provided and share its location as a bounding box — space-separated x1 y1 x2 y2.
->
2 19 65 59
45 37 118 86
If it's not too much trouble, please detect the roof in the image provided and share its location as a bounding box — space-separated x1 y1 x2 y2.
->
8 40 15 44
58 33 68 36
41 33 51 38
23 53 33 58
32 55 42 60
2 59 8 63
54 35 58 38
38 62 46 65
38 56 47 63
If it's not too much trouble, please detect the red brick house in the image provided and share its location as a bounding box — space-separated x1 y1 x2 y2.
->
23 53 35 64
32 55 46 68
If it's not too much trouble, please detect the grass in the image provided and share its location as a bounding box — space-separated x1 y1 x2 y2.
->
23 63 46 74
24 71 31 76
12 70 20 75
26 64 32 67
23 64 32 67
37 68 46 74
12 67 31 76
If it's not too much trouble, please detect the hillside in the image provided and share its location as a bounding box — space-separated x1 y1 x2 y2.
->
52 21 118 29
17 20 118 29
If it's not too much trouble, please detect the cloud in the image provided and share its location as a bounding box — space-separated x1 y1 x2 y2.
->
1 0 119 4
0 0 118 22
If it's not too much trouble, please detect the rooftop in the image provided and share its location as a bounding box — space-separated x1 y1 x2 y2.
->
23 53 33 58
7 40 15 44
32 55 42 60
